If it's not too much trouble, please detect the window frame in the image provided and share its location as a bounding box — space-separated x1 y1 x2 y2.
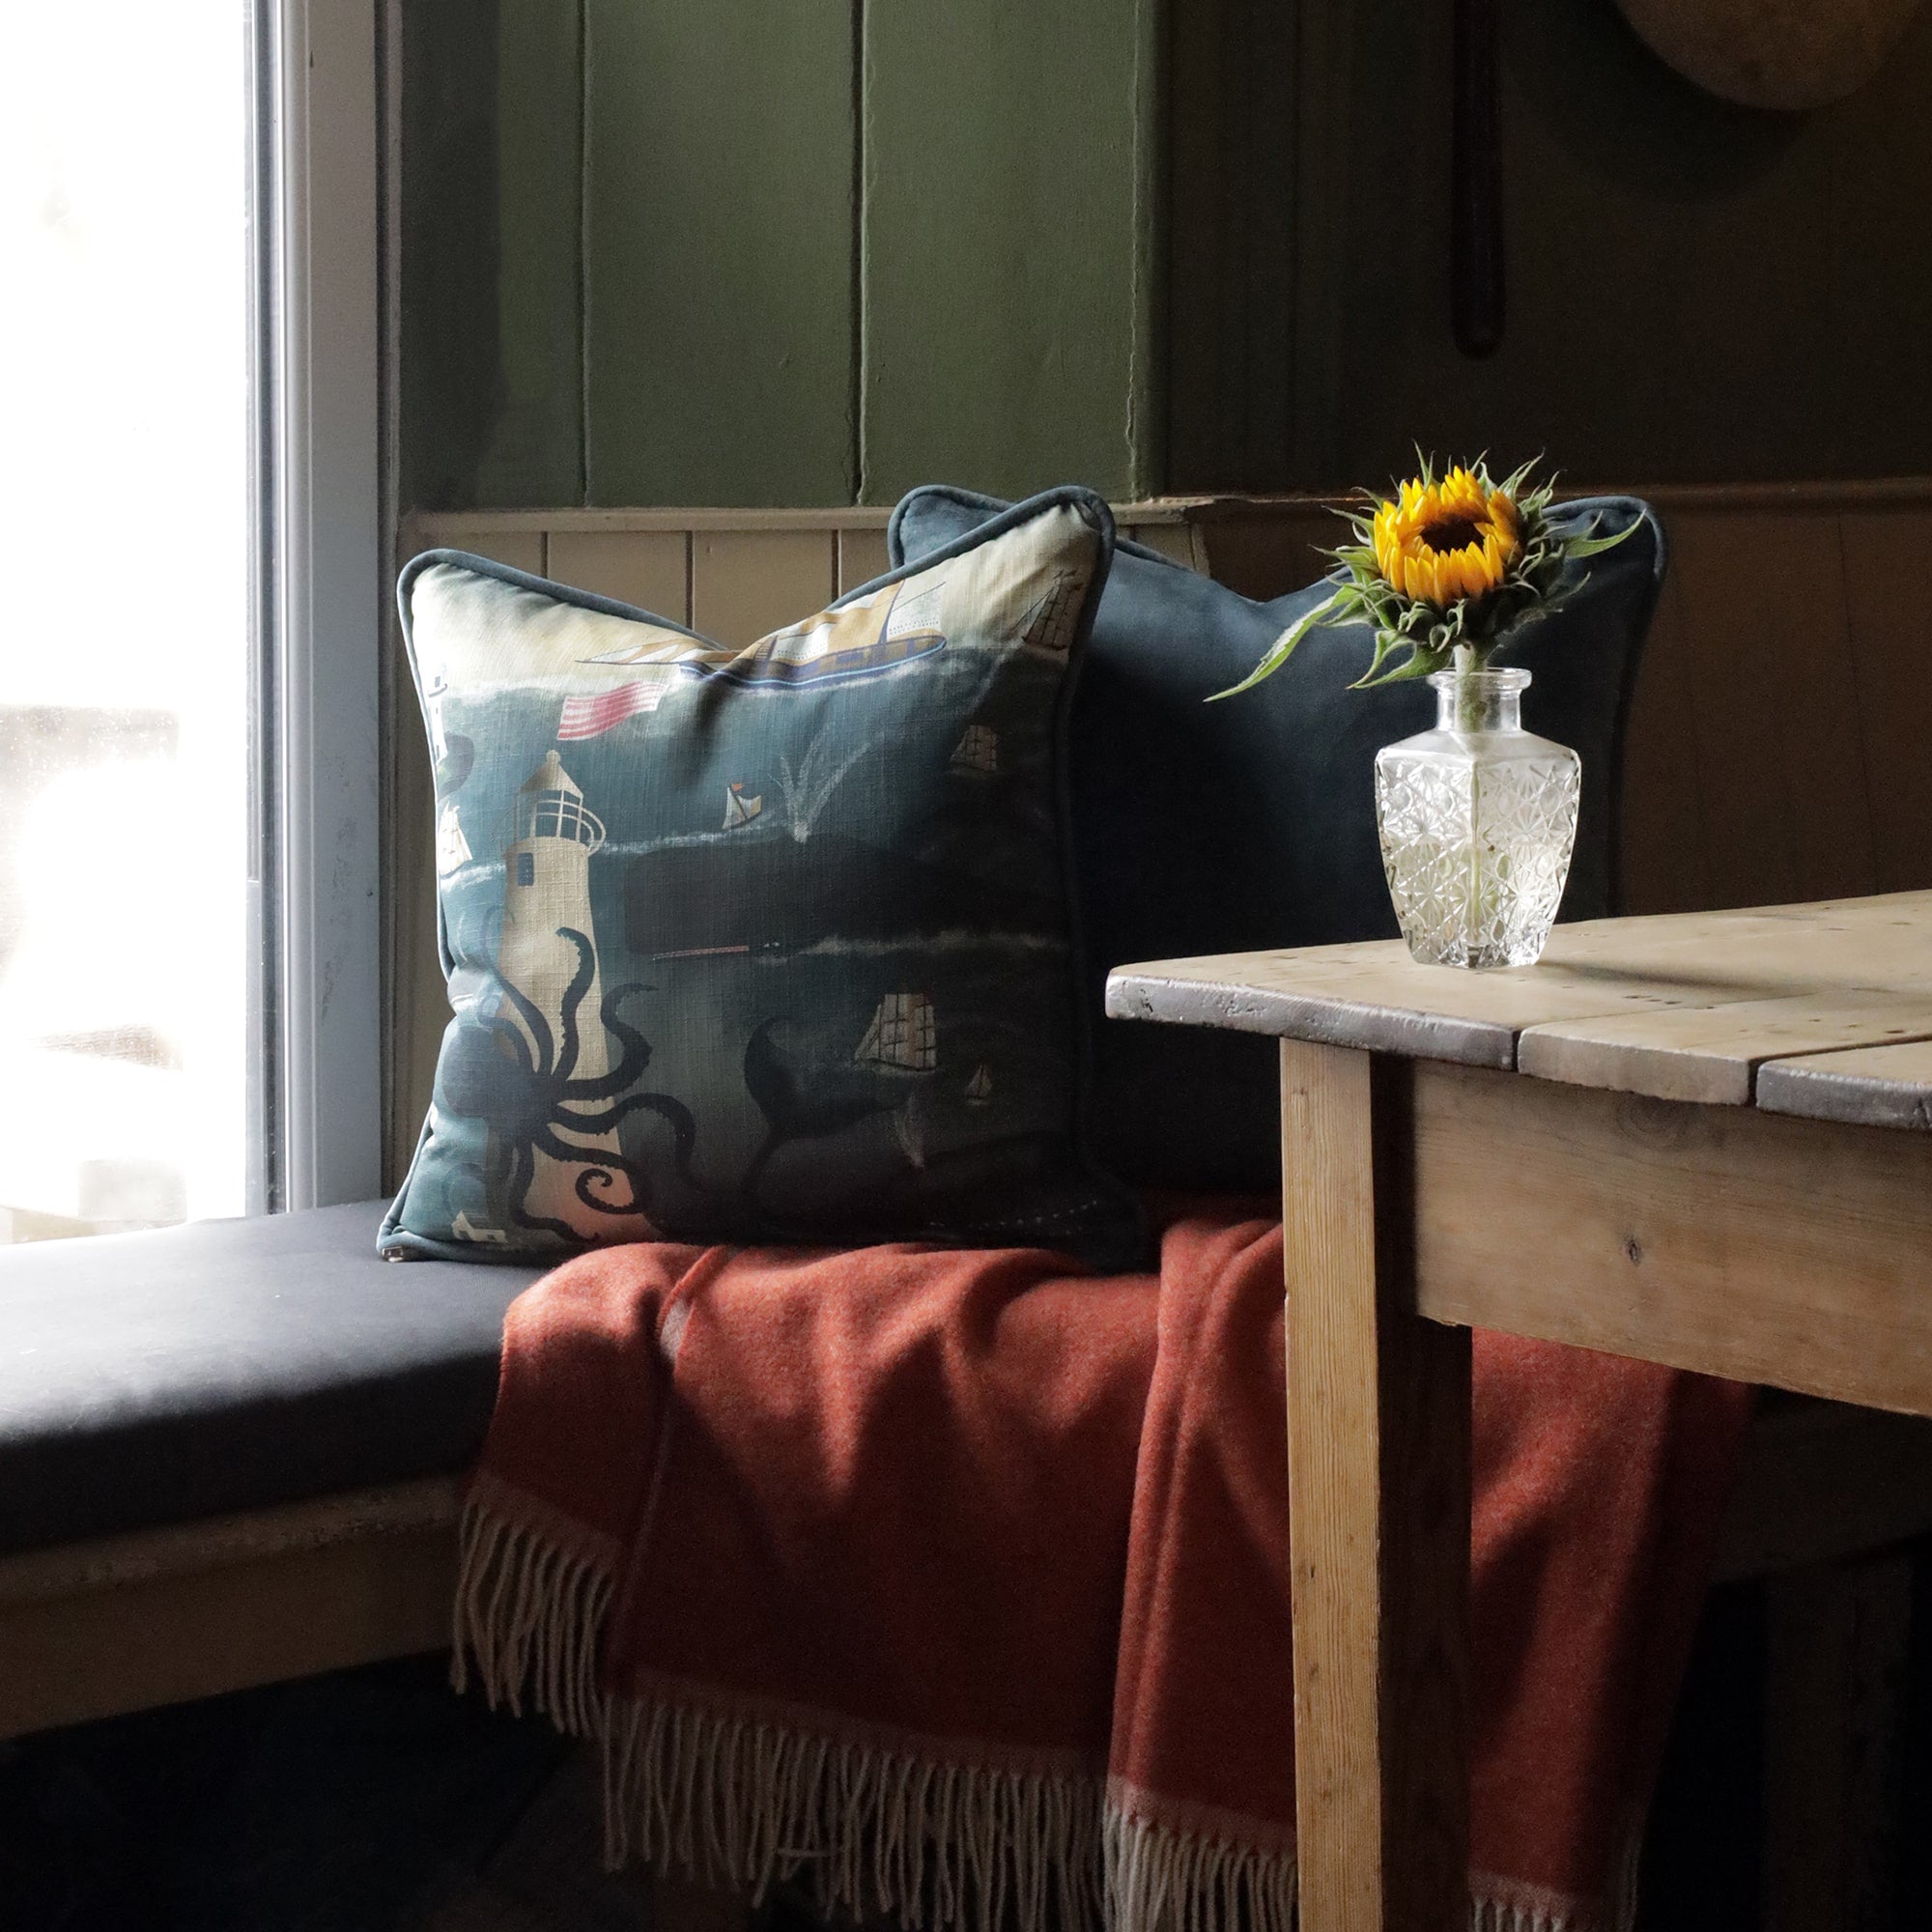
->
257 0 384 1211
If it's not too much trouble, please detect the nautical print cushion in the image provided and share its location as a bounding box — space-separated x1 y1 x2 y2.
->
382 486 1142 1267
891 485 1665 1195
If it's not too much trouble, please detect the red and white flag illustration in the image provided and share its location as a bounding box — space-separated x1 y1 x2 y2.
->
557 679 667 740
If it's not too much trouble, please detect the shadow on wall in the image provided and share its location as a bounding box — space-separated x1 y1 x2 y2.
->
1510 0 1802 198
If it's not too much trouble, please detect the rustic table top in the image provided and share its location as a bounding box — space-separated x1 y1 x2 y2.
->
1105 891 1932 1127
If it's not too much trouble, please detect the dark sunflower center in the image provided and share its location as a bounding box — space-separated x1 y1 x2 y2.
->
1418 515 1486 554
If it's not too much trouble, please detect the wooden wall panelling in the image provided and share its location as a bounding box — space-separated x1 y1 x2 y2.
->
691 530 838 647
399 0 583 511
1617 552 1716 916
1164 0 1298 493
1666 512 1878 911
545 530 691 620
582 1 856 507
837 526 892 595
859 0 1160 506
1189 506 1342 601
1839 509 1932 895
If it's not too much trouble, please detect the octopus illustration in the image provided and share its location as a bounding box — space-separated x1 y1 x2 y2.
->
440 928 697 1241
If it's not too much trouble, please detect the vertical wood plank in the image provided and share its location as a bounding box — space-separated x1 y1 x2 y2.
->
1194 509 1341 600
1281 1041 1471 1932
544 529 689 618
1668 512 1877 910
1617 549 1715 915
399 0 583 510
1165 0 1298 492
837 526 892 595
1122 523 1201 569
691 530 837 646
861 0 1159 504
1839 510 1932 895
582 1 856 506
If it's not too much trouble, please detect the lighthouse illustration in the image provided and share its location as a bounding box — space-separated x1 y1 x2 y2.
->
488 750 650 1240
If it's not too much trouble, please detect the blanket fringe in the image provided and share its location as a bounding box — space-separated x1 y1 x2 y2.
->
450 1497 1603 1932
450 1496 612 1739
605 1694 1105 1932
1103 1806 1295 1932
1468 1906 1581 1931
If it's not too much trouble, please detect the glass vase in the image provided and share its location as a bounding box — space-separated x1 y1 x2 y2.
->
1373 668 1580 969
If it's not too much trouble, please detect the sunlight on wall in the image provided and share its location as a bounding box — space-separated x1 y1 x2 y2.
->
0 5 250 1237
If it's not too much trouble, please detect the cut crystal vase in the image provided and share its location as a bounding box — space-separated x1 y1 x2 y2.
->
1374 668 1580 969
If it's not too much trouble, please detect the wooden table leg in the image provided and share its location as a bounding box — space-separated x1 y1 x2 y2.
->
1281 1041 1472 1931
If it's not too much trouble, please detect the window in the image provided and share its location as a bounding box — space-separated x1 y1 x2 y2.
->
0 1 383 1243
0 6 254 1242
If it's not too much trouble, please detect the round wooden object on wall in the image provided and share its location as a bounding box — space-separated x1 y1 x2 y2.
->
1614 0 1924 109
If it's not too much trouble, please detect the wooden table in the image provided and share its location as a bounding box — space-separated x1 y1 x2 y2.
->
1106 890 1932 1932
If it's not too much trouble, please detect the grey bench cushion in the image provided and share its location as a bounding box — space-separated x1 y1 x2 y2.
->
0 1204 539 1555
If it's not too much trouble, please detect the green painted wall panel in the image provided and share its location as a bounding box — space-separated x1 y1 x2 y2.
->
581 0 857 506
400 0 582 510
859 0 1160 506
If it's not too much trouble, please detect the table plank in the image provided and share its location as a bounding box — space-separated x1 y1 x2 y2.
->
1756 1039 1932 1130
1519 993 1932 1105
1106 892 1932 1094
1411 1062 1932 1416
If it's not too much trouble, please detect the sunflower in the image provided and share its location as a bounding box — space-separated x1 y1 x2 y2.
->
1210 454 1634 701
1372 467 1520 608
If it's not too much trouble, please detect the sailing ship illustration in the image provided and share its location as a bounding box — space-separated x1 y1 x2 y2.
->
1019 569 1083 655
964 1063 993 1107
723 782 763 830
854 992 937 1074
950 724 998 777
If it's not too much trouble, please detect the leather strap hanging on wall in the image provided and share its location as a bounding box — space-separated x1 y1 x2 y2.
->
1614 0 1926 111
1453 0 1504 358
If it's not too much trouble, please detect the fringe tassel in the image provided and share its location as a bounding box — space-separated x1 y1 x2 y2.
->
450 1497 1604 1932
605 1695 1106 1932
1102 1805 1296 1932
1468 1896 1592 1931
450 1496 613 1739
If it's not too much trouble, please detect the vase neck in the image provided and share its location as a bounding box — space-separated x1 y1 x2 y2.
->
1430 667 1528 733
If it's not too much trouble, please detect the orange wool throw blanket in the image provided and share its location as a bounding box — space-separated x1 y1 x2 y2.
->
455 1208 1751 1932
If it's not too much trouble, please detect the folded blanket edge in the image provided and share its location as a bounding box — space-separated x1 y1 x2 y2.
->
451 1485 1617 1932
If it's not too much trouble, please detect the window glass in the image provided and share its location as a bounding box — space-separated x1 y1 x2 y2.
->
0 5 253 1241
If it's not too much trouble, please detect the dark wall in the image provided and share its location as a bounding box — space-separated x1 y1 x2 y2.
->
1171 0 1932 490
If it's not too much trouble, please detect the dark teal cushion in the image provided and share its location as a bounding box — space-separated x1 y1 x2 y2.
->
889 487 1665 1193
385 487 1141 1267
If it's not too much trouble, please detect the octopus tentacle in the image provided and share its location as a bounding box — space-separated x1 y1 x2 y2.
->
481 1012 536 1075
501 1140 585 1246
489 973 555 1078
549 928 597 1083
562 982 653 1100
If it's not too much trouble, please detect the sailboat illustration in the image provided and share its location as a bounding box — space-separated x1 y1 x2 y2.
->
854 993 936 1073
950 724 998 777
964 1063 993 1107
723 782 763 830
1019 570 1083 655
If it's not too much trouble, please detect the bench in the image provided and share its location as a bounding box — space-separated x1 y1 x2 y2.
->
7 483 1932 1919
0 1204 537 1736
